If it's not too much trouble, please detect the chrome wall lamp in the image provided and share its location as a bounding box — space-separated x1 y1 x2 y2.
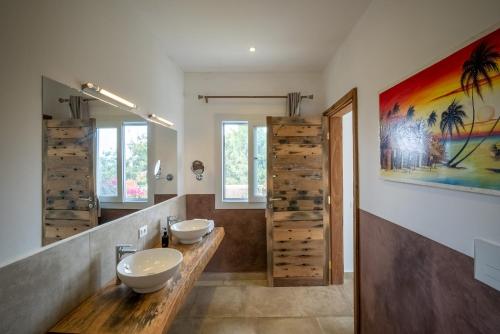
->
81 82 175 129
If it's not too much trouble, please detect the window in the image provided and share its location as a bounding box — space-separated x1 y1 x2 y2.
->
223 122 249 200
123 123 148 201
97 128 118 197
217 115 267 209
96 122 148 203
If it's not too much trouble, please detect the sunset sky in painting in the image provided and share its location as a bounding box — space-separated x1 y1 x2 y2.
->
380 28 500 137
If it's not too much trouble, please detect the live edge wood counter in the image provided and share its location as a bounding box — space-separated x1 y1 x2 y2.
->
49 228 225 334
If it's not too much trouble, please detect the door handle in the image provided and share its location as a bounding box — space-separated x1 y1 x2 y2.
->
269 197 283 201
79 197 97 210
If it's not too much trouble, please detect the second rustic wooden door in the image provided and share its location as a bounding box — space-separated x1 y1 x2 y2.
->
266 116 329 286
42 119 98 245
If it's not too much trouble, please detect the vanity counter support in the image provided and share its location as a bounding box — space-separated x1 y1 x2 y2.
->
49 227 225 334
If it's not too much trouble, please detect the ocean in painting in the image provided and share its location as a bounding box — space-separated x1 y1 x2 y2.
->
382 137 500 192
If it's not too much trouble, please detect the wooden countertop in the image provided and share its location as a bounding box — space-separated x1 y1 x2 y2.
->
49 228 225 334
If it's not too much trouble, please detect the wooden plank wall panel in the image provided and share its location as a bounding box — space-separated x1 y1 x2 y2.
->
42 119 97 245
267 116 328 286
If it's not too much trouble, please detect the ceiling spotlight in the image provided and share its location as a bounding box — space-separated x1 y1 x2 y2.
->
249 47 256 53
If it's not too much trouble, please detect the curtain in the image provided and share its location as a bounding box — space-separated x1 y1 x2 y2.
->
69 96 89 119
287 92 301 117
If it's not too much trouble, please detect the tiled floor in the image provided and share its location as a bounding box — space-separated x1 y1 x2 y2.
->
168 273 354 334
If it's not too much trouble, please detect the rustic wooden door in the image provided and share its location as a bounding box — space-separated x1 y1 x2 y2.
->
42 119 98 245
266 116 329 286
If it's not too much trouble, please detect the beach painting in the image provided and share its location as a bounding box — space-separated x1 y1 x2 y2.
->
379 28 500 196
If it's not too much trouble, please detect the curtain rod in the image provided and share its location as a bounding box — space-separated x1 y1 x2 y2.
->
197 94 313 103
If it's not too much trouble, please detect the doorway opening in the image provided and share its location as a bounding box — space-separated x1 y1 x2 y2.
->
323 88 360 333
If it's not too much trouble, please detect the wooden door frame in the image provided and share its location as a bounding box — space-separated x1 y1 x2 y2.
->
323 88 360 333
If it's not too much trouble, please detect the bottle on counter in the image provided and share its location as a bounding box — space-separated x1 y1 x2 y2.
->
161 227 169 248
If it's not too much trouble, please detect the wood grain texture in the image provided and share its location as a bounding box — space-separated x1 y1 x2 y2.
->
329 116 344 284
272 124 322 137
267 116 327 286
49 228 225 334
43 119 97 245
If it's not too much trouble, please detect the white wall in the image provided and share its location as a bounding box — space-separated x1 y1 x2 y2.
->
150 125 178 196
0 0 184 266
342 112 354 272
323 0 500 257
183 72 325 194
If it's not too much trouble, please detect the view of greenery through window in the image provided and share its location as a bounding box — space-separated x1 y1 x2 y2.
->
254 126 267 197
223 122 248 200
96 123 148 201
97 128 118 197
124 124 148 201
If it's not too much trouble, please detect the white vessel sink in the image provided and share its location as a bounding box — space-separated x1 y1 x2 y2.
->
171 219 213 244
117 248 183 293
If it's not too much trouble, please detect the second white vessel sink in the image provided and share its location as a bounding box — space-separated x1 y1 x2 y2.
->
171 219 213 244
117 248 183 293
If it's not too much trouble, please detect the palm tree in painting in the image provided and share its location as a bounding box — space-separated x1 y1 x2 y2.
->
446 41 500 167
427 111 437 127
406 105 415 120
389 102 400 118
440 100 466 149
448 42 500 167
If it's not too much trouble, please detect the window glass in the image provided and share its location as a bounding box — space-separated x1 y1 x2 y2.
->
97 128 118 197
253 126 267 197
124 124 148 201
223 122 248 200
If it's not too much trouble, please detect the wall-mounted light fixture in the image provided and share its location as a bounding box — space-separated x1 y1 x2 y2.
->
81 82 137 110
148 114 174 128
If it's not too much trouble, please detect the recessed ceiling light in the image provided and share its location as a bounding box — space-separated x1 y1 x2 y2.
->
249 47 256 53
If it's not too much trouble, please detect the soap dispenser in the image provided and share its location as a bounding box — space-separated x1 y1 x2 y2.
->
161 227 169 248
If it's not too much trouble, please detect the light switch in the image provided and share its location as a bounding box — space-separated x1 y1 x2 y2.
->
474 238 500 291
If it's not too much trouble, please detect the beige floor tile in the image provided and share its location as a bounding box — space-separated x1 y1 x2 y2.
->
256 317 324 334
190 286 247 317
223 279 268 287
168 317 257 334
195 280 225 287
172 274 354 333
296 286 353 317
200 272 266 281
317 316 354 334
242 286 304 317
175 286 199 319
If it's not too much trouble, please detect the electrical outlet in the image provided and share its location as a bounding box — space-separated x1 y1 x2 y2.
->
138 225 148 239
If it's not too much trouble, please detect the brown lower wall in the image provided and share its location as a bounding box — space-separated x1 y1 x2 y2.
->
154 194 177 204
360 210 500 334
98 208 138 224
186 194 266 272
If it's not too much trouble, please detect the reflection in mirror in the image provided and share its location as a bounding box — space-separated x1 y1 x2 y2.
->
154 160 162 179
42 77 177 245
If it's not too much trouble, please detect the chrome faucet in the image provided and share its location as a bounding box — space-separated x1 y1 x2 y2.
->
115 244 137 284
167 216 178 243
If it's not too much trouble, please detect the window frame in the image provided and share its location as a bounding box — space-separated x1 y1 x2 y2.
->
95 119 148 208
215 114 267 210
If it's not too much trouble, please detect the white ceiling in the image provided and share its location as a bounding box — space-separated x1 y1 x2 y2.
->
138 0 371 72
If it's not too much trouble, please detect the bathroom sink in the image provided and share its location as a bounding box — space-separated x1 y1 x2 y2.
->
171 219 213 244
116 248 183 293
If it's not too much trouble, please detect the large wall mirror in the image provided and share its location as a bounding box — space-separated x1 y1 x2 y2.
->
42 77 177 245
